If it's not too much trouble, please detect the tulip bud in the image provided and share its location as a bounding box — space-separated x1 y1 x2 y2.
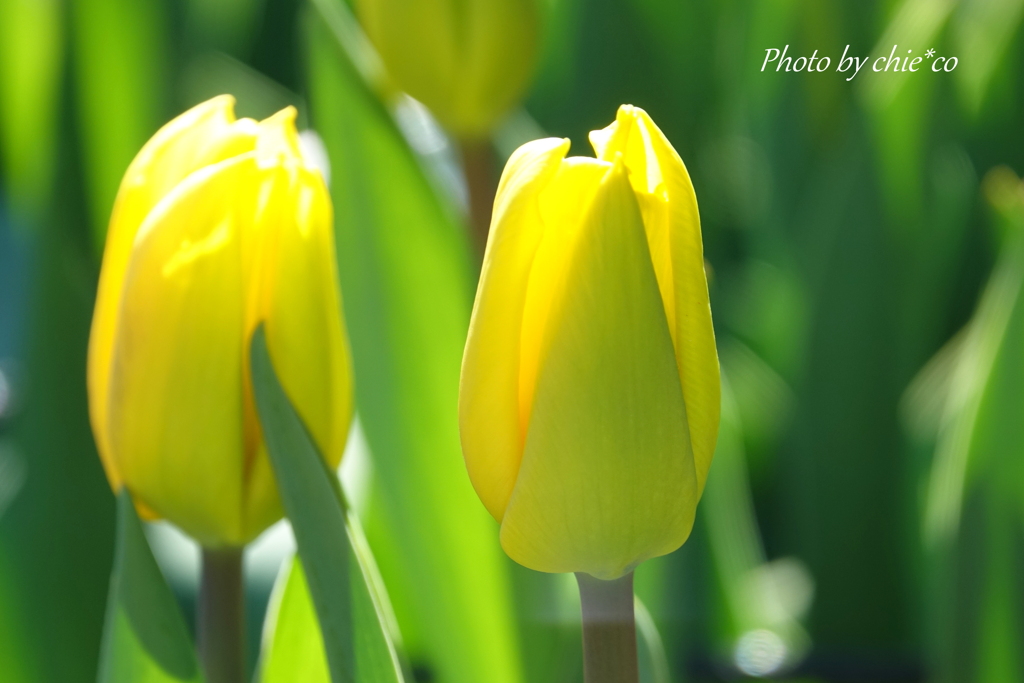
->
88 96 353 547
460 105 719 580
354 0 539 139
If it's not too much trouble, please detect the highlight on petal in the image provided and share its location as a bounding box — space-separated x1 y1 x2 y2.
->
88 95 258 489
105 154 262 546
460 137 569 521
499 160 698 579
256 106 304 167
590 105 720 494
518 156 611 436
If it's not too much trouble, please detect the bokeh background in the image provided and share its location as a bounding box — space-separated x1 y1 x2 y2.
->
3 0 1024 681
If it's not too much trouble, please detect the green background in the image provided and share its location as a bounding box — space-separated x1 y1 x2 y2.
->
3 0 1024 681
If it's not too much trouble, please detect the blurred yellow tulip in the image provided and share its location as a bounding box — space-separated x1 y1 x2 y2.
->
88 96 353 547
354 0 539 139
460 105 719 580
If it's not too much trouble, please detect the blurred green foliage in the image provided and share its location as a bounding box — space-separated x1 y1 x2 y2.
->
98 494 200 683
3 0 1024 681
252 326 405 683
305 9 525 683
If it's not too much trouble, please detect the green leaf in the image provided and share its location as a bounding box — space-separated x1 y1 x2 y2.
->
0 0 63 220
97 492 201 683
951 0 1024 116
859 0 955 112
261 556 331 683
922 227 1024 683
71 0 168 250
261 552 404 683
924 230 1024 545
304 7 523 683
250 325 404 683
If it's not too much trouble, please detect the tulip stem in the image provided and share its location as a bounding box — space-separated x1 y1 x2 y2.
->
459 140 497 253
198 547 245 683
576 571 639 683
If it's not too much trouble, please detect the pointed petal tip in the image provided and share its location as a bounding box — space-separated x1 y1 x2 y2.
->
617 103 653 123
194 94 239 124
520 136 571 166
256 106 303 164
495 136 572 203
591 105 647 161
519 136 571 158
264 105 299 127
209 93 237 109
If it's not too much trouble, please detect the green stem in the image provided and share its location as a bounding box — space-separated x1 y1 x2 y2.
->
198 547 245 683
576 571 639 683
459 139 497 254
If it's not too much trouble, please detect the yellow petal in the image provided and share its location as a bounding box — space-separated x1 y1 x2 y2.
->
88 95 257 489
255 106 304 166
240 163 354 540
590 105 720 494
105 154 263 546
460 137 569 521
499 161 698 579
519 156 611 437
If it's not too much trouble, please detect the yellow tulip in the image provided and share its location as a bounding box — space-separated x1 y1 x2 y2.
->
460 105 719 580
354 0 539 139
88 96 353 547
